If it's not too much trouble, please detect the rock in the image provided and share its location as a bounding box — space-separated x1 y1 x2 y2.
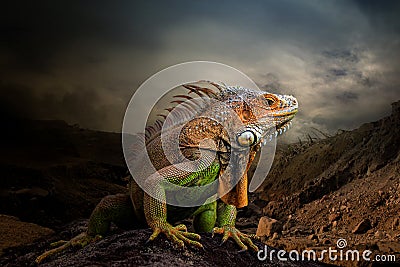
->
392 218 400 231
322 239 331 245
271 232 280 240
319 225 329 234
0 214 54 255
0 220 328 267
374 230 385 239
307 234 318 241
281 230 290 236
256 216 283 237
328 213 341 223
352 219 371 234
319 195 329 203
339 205 347 211
15 187 49 198
332 221 338 228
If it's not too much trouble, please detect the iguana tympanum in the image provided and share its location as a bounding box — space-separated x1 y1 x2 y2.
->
36 81 298 263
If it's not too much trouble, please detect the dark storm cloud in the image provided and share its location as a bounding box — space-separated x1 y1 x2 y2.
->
1 1 162 70
352 0 400 32
336 92 358 103
1 1 399 140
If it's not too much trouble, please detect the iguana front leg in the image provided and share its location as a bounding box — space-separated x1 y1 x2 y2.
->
212 202 258 251
143 160 220 249
144 192 203 249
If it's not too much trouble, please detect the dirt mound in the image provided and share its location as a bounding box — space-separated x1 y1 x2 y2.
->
0 215 54 256
255 101 400 266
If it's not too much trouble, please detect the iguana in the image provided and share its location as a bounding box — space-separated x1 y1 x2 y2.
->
36 81 298 263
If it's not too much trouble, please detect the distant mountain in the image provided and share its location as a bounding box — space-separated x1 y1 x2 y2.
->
258 100 400 216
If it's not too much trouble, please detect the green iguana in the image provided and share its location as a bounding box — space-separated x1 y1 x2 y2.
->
36 81 298 263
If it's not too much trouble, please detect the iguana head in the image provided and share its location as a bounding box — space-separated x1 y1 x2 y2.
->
217 86 298 149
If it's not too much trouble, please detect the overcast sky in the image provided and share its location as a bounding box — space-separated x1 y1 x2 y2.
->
1 1 400 141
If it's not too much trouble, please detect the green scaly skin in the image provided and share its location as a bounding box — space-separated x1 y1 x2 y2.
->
36 82 298 263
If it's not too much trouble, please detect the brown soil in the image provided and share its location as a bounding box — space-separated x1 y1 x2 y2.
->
0 215 54 256
253 101 400 266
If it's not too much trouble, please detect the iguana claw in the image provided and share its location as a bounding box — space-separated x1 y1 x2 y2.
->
212 226 258 251
147 223 203 249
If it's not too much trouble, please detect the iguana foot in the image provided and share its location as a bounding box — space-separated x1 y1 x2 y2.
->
147 223 203 249
35 232 102 264
212 226 258 252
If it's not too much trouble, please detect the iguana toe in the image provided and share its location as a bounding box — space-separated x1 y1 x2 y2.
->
35 232 100 264
49 240 68 247
147 223 203 249
212 226 258 252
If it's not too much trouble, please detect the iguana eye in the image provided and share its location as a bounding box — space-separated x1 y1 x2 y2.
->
263 94 278 107
266 98 275 106
237 130 257 147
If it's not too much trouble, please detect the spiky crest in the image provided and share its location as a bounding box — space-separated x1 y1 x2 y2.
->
124 81 227 160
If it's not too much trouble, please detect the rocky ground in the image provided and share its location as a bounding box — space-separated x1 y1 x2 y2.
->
0 102 399 266
0 220 329 267
250 101 400 266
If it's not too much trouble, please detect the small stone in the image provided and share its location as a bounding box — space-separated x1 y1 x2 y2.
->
308 234 318 241
352 219 371 234
332 221 338 228
319 225 329 233
320 195 329 202
256 216 283 237
392 218 400 230
329 213 341 223
322 239 331 245
374 230 385 239
281 230 289 236
272 232 280 240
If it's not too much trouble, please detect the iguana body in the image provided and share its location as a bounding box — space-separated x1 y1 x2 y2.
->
36 82 298 263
